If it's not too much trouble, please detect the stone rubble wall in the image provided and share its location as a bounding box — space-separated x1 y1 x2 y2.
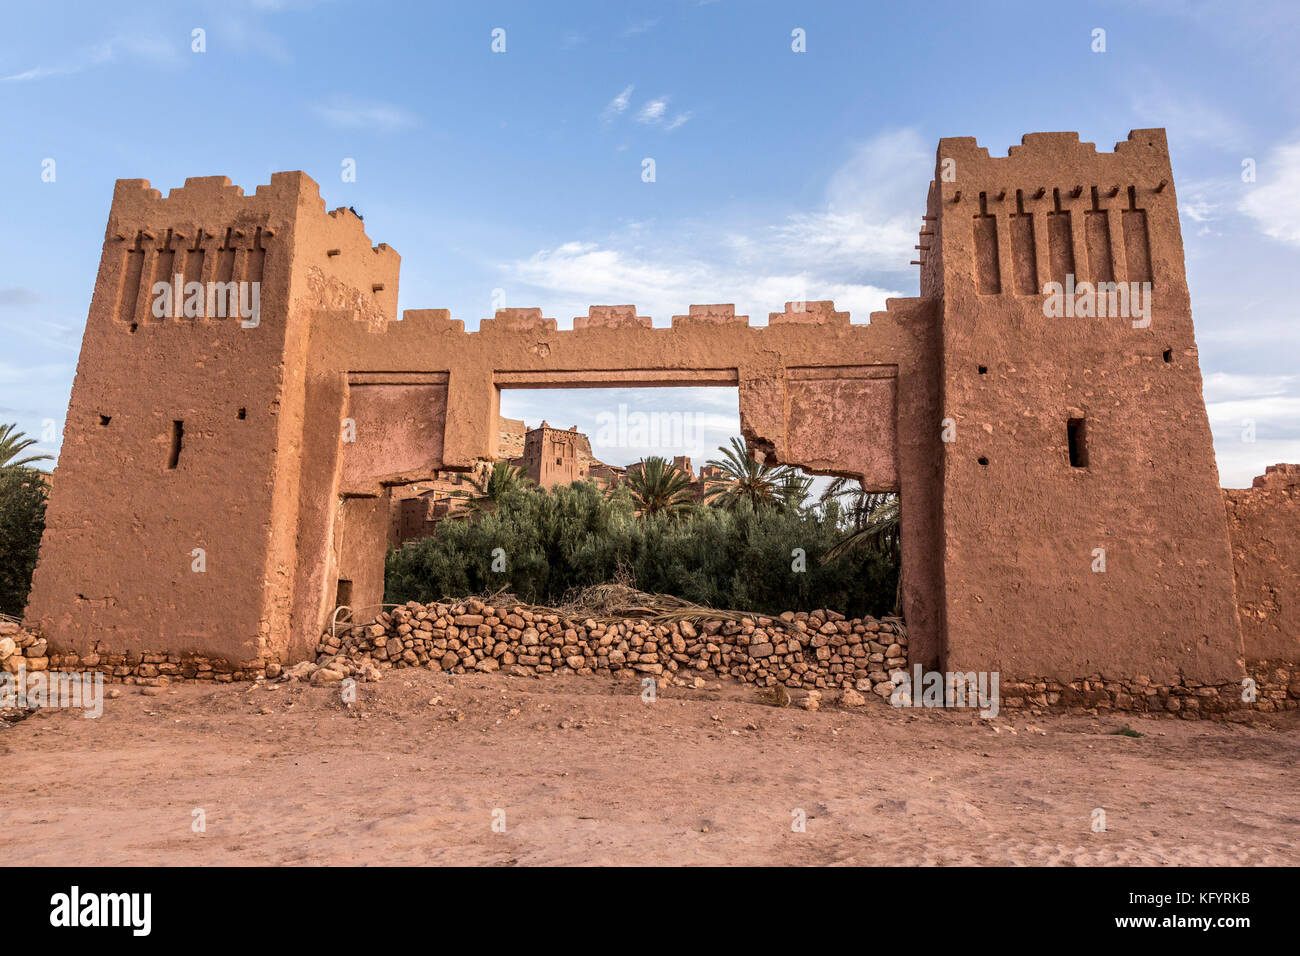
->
999 663 1298 717
305 599 909 700
2 621 273 683
5 615 1297 720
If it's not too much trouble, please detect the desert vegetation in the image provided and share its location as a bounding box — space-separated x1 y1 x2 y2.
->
386 437 901 617
0 424 51 616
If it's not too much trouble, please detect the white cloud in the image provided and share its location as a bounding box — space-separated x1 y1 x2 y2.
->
637 98 669 124
311 96 418 131
601 85 634 124
1202 371 1295 402
499 129 926 323
1202 369 1300 486
1128 85 1247 150
1214 438 1300 488
665 112 692 131
1240 140 1300 246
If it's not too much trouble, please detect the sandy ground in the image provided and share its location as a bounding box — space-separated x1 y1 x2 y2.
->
2 670 1297 866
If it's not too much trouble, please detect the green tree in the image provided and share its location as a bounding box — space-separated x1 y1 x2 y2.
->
622 456 695 517
451 461 532 514
704 436 788 510
0 467 48 616
775 468 814 511
386 476 899 617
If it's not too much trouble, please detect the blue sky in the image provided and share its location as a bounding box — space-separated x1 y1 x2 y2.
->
1 0 1297 484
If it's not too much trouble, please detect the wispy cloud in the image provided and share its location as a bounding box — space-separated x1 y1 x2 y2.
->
1240 140 1300 246
634 96 691 131
500 129 927 324
1128 83 1247 150
311 95 418 131
620 18 660 37
637 98 669 124
0 288 40 308
601 84 634 124
1 34 178 83
1202 370 1300 485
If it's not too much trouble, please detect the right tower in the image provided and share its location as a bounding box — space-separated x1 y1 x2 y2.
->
927 129 1242 685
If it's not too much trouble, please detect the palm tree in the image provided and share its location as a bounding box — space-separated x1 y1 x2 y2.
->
451 461 532 514
820 477 880 528
775 468 814 510
623 456 695 517
821 492 900 562
703 436 788 510
0 424 52 471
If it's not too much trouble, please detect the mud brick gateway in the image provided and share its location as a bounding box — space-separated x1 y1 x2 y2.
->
22 129 1300 704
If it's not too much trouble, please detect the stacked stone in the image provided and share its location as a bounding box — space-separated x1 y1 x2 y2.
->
1000 662 1300 716
314 599 908 695
0 622 47 675
2 621 271 684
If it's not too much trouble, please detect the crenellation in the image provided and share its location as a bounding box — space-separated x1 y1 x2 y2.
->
573 305 651 330
479 307 559 332
25 130 1292 699
399 309 467 333
768 300 850 325
671 304 749 328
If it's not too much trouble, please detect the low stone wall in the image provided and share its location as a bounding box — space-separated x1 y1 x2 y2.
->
7 614 1298 720
1000 661 1298 717
306 599 909 701
2 621 274 683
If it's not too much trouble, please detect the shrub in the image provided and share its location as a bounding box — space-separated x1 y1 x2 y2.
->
0 468 49 616
385 479 898 617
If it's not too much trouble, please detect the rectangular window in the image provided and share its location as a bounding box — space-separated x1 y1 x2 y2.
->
167 420 184 469
1067 418 1088 468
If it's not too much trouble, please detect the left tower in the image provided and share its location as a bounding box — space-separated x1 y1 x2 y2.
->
25 173 399 668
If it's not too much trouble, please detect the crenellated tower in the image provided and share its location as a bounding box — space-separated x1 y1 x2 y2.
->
25 172 398 666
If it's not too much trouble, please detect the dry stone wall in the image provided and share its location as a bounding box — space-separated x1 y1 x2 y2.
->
308 599 908 698
5 617 1296 720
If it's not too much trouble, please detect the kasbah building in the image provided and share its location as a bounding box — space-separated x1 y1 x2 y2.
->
10 128 1300 718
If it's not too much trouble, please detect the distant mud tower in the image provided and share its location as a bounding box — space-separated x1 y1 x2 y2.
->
24 129 1260 688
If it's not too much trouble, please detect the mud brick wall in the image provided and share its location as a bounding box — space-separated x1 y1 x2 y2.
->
1224 465 1300 663
22 130 1265 692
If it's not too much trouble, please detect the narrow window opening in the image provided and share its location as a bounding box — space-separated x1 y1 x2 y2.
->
98 414 111 426
1162 348 1173 363
1067 418 1088 468
977 456 989 467
167 419 184 469
237 407 247 420
128 322 138 334
978 365 988 375
336 579 353 608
